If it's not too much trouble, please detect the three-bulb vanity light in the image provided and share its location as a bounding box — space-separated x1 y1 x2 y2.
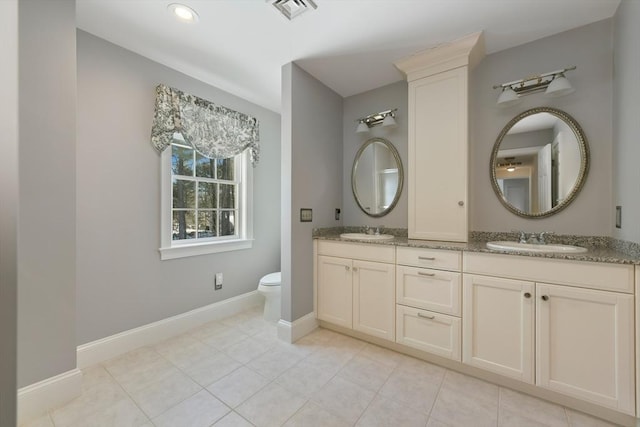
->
493 66 576 108
356 108 398 134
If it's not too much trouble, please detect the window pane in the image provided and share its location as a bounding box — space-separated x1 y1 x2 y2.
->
195 152 215 178
197 211 216 238
220 211 236 236
198 182 217 209
172 210 195 240
173 179 195 208
172 145 194 176
219 184 235 209
217 158 234 180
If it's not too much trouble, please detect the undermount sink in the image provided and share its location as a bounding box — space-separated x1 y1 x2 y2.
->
486 241 588 254
340 233 395 241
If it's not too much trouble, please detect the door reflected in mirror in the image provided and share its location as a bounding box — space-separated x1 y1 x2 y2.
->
491 107 589 218
352 138 404 217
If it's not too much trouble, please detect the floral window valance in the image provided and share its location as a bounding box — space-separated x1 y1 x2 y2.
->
151 84 260 166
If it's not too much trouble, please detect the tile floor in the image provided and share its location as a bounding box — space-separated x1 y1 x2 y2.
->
23 306 622 427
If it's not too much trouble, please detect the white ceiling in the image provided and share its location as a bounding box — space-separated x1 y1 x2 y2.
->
76 0 620 112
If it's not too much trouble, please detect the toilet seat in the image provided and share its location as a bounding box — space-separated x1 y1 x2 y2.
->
259 272 281 286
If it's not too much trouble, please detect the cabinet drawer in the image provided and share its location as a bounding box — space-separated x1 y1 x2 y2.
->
397 247 461 271
396 266 461 316
317 240 395 263
463 252 634 294
396 305 461 361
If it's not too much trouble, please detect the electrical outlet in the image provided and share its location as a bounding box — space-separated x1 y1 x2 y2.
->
335 208 341 220
215 272 223 290
300 208 312 222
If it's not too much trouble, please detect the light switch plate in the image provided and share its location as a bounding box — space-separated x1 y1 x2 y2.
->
300 208 312 222
615 206 622 229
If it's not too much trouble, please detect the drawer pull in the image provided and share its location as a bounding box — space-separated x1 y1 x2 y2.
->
524 292 531 299
353 267 358 272
417 313 435 320
417 271 436 277
418 256 436 261
541 295 549 301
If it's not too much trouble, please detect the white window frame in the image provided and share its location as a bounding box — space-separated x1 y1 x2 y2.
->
159 143 253 260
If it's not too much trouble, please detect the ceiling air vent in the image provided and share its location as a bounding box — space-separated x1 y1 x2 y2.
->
269 0 317 20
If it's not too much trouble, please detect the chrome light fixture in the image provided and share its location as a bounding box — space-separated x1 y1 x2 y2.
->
267 0 317 20
493 66 576 107
355 109 398 134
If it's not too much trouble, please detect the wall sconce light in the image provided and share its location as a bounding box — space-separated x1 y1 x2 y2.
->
355 109 397 134
493 66 576 107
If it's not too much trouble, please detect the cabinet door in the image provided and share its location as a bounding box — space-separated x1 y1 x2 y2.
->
317 255 352 329
408 66 468 242
536 283 635 414
462 275 534 383
396 266 461 316
353 260 395 341
396 305 461 361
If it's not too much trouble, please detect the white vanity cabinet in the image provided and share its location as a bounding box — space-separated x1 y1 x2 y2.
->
394 32 484 243
316 241 396 342
463 252 635 415
395 247 462 361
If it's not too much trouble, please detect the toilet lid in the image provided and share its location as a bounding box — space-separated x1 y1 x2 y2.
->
259 272 281 286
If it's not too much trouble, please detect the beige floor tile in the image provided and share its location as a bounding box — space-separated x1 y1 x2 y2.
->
214 411 256 427
499 388 568 427
301 347 354 375
189 320 229 341
337 354 394 392
161 340 218 369
566 409 620 427
80 364 116 391
223 335 273 364
236 382 307 427
102 346 162 378
426 418 450 427
67 398 149 427
499 407 559 427
311 376 375 424
152 389 230 427
356 394 429 427
198 324 251 350
246 346 305 380
181 350 243 387
283 401 350 427
275 360 336 397
19 414 55 427
378 364 443 414
127 369 201 418
50 381 130 427
154 333 204 359
359 343 411 368
207 367 270 408
430 373 499 427
111 356 177 394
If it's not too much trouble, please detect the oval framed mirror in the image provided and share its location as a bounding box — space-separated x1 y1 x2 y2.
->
352 137 404 217
490 107 590 218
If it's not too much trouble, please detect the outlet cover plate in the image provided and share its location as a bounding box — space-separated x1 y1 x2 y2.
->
300 208 312 222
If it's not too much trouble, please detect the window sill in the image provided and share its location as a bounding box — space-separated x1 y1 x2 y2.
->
159 239 253 260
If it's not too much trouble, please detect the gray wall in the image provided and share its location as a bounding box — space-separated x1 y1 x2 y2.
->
76 31 281 344
18 0 77 387
0 0 18 422
343 82 408 228
282 63 343 322
613 0 640 244
470 19 613 235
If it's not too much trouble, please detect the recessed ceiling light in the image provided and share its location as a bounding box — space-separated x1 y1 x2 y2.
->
168 3 199 23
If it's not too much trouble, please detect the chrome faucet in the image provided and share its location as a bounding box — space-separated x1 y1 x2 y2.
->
374 225 384 235
513 230 553 245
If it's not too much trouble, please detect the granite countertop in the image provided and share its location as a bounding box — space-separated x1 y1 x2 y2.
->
313 227 640 265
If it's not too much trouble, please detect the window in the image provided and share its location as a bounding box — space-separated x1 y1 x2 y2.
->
160 137 252 260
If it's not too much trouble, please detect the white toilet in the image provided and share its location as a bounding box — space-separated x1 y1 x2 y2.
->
257 272 281 321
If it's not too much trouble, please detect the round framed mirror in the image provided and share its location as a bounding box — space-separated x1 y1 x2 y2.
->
352 137 404 217
490 107 589 218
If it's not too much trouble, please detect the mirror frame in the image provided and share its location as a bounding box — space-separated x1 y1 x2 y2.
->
352 137 404 218
490 107 590 218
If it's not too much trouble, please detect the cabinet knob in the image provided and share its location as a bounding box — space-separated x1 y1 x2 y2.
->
345 266 350 271
458 201 465 206
524 292 531 299
353 267 358 272
541 295 549 301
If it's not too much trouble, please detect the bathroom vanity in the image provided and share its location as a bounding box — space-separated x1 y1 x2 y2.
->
313 234 639 422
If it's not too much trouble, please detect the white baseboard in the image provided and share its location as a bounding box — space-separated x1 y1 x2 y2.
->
17 368 82 425
277 312 318 343
77 290 262 369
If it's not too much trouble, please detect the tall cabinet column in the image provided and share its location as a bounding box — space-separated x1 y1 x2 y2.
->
394 32 484 242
